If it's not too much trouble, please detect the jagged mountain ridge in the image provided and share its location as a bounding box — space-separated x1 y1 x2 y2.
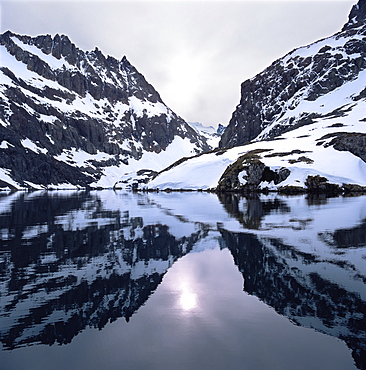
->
220 0 366 148
0 31 210 189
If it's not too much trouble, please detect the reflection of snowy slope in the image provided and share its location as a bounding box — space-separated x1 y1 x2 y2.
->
219 193 366 369
1 190 365 362
0 191 218 349
224 228 366 369
219 194 366 275
151 193 366 368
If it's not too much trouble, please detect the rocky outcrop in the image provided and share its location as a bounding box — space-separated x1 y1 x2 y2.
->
220 0 366 149
216 123 226 135
217 149 291 192
304 175 342 194
326 132 366 162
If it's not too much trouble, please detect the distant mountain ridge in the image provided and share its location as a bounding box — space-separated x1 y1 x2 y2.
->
0 31 210 189
187 121 226 148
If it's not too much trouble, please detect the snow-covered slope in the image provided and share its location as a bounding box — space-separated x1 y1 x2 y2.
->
149 0 366 193
0 32 210 190
148 106 366 191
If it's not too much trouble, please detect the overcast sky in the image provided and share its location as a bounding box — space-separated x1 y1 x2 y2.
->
1 0 356 127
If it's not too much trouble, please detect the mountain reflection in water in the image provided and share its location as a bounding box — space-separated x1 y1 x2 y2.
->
0 191 365 369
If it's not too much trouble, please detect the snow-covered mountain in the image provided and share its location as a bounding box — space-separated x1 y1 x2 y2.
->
187 121 226 148
149 0 366 193
220 0 366 149
0 31 210 190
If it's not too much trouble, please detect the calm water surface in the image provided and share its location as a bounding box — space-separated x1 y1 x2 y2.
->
0 191 365 370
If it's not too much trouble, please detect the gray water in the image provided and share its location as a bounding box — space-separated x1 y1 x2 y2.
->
0 191 365 370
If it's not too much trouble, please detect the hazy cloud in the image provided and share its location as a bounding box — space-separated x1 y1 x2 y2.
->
1 1 355 126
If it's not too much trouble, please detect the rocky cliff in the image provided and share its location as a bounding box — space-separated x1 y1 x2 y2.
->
0 31 210 189
220 0 366 148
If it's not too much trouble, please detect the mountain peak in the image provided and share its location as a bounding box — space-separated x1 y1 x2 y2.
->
0 31 211 189
342 0 366 31
121 55 133 68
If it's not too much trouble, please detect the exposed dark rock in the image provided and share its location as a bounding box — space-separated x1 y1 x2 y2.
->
216 149 290 192
217 151 266 192
342 0 366 31
329 132 366 163
216 123 226 135
262 165 291 187
0 141 95 187
264 149 311 158
288 156 314 164
305 175 342 194
342 183 366 194
277 185 307 195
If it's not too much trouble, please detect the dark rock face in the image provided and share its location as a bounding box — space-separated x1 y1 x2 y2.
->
304 175 342 194
216 123 226 135
220 0 366 149
217 151 266 192
343 0 366 31
329 132 366 162
0 31 210 188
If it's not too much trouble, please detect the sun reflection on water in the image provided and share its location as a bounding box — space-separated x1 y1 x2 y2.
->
179 291 197 311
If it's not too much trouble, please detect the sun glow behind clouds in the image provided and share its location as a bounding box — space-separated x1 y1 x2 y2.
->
162 47 212 121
